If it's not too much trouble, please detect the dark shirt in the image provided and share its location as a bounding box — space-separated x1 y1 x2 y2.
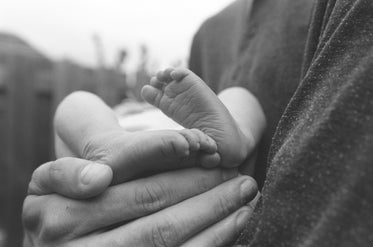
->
189 0 250 93
190 0 373 246
237 0 373 246
189 0 313 188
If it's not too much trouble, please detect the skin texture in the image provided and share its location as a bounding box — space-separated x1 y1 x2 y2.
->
23 78 264 246
22 85 264 246
142 68 255 168
54 91 219 184
23 159 258 246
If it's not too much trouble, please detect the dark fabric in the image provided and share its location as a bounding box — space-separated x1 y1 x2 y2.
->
189 0 313 189
189 0 249 93
236 0 373 246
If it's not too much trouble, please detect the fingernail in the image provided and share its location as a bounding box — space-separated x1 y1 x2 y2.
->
236 208 251 228
240 179 254 203
222 168 238 181
80 163 105 185
248 192 261 209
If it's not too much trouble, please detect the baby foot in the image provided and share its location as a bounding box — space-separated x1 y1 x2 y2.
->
84 128 220 184
141 68 253 168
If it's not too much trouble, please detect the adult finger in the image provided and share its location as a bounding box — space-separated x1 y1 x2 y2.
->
23 168 239 241
180 191 260 247
28 157 113 199
70 176 258 246
181 206 254 247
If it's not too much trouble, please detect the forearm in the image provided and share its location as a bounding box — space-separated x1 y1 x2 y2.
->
54 91 121 157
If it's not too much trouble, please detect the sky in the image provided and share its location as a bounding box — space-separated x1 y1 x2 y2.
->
0 0 232 71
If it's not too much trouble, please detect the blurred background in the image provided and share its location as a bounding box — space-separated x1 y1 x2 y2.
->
0 0 232 246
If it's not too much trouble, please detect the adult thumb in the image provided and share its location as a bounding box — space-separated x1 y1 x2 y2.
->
28 157 113 199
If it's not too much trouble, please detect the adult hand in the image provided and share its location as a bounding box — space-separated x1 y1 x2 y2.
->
23 158 258 247
53 91 222 184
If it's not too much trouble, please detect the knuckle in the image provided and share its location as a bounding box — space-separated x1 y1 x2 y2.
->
214 196 236 218
81 134 111 163
196 173 215 192
211 218 240 247
81 134 96 160
39 212 64 242
135 182 168 213
150 217 179 247
22 198 41 232
38 199 72 242
82 137 98 160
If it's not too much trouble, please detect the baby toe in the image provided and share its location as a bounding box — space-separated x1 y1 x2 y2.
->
141 85 162 106
170 68 190 81
161 132 190 158
150 76 165 89
198 153 221 168
190 129 217 154
163 68 175 82
179 129 200 152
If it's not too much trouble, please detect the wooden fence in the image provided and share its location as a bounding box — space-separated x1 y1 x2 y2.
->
0 54 126 246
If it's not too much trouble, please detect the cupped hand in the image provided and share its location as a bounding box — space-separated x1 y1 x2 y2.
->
23 158 258 247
